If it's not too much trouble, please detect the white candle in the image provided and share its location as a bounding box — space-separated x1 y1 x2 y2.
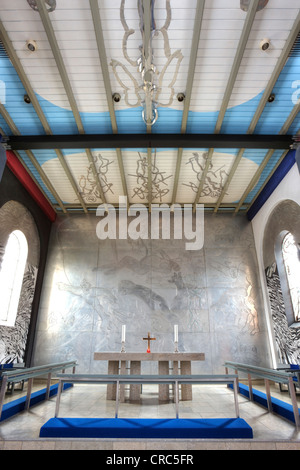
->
122 325 126 342
174 325 178 343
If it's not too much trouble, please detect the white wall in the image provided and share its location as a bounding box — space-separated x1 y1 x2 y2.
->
251 163 300 366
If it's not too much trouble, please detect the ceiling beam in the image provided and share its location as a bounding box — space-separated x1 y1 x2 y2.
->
142 0 153 208
142 0 154 133
0 103 66 213
52 202 249 210
246 149 289 210
246 125 299 216
214 0 260 133
7 133 292 150
234 148 277 213
0 17 87 213
246 10 300 135
215 101 298 215
1 123 56 214
171 0 205 205
215 9 300 213
213 148 245 213
89 0 128 198
147 148 152 207
193 0 260 211
234 101 300 214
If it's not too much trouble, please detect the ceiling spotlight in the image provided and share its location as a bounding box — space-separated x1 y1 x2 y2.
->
112 93 121 103
260 38 270 51
177 93 185 102
268 93 275 103
26 39 37 52
24 94 31 104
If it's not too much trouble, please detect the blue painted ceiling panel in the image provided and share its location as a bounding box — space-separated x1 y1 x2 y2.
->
0 1 299 214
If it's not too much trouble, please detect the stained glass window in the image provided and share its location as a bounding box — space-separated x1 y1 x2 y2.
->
282 232 300 322
0 230 28 327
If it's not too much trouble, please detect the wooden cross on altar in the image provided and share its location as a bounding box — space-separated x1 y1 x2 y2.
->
143 332 156 353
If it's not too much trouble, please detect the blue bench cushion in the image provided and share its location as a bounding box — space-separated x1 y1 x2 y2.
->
40 417 253 439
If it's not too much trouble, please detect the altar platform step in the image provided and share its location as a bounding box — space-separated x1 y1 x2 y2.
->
39 417 253 439
228 383 300 424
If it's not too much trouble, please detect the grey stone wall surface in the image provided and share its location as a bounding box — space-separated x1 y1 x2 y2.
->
33 212 270 374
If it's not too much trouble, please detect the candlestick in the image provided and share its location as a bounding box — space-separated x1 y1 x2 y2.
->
174 325 178 342
121 325 126 352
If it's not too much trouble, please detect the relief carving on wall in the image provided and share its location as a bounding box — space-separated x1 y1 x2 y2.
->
265 262 300 364
0 260 38 363
0 201 40 364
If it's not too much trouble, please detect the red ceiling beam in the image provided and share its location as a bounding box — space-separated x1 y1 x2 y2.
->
5 150 56 223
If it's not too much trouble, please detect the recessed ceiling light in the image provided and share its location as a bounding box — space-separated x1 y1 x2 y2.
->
24 94 31 104
26 40 37 52
268 93 275 103
177 93 185 102
112 93 121 103
260 38 271 51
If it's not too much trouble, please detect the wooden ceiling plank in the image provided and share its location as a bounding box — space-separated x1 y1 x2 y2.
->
215 8 300 213
0 102 66 213
36 0 105 206
0 16 87 213
193 0 260 212
89 0 128 199
171 0 205 205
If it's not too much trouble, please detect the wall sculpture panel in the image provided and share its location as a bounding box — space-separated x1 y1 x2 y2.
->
0 201 39 364
33 213 270 374
263 200 300 364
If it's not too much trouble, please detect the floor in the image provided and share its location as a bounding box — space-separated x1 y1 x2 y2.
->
0 380 300 450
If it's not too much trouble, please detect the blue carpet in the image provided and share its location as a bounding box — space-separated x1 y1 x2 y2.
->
39 417 253 439
228 383 300 424
0 383 72 422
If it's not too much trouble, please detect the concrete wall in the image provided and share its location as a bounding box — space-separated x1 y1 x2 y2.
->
32 211 270 374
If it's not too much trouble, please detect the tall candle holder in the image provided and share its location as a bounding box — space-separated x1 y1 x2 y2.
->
174 325 179 353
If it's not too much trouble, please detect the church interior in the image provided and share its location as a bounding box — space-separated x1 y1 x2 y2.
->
0 0 300 451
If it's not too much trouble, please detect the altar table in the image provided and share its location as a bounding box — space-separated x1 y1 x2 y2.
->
93 352 205 402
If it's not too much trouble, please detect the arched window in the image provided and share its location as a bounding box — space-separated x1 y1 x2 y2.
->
282 232 300 323
0 230 28 327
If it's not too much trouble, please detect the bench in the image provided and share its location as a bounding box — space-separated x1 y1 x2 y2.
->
54 373 240 419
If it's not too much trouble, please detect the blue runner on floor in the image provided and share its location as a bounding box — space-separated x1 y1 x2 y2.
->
39 417 253 439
